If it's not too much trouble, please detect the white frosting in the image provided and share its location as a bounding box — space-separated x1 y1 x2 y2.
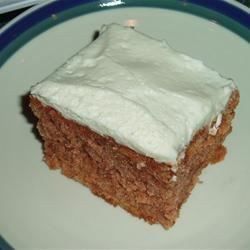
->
31 24 235 164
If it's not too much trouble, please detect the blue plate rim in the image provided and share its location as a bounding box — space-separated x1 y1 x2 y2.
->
0 0 249 55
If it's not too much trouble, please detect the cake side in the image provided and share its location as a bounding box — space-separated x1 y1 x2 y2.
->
29 90 239 228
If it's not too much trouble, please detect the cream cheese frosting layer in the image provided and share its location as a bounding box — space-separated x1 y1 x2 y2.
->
31 24 235 164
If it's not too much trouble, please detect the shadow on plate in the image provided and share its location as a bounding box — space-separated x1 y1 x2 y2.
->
19 92 43 144
92 30 100 41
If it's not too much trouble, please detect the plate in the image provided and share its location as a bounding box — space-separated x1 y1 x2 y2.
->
0 0 249 249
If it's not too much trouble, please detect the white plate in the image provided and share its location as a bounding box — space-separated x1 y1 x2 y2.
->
0 0 249 249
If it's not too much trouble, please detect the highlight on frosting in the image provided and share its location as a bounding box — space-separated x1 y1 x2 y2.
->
31 23 235 163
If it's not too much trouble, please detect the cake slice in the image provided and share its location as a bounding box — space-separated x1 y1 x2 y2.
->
29 24 239 228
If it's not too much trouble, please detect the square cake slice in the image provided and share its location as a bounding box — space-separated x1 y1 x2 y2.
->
29 24 239 228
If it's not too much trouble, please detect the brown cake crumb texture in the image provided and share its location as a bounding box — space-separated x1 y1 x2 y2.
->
30 90 239 228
